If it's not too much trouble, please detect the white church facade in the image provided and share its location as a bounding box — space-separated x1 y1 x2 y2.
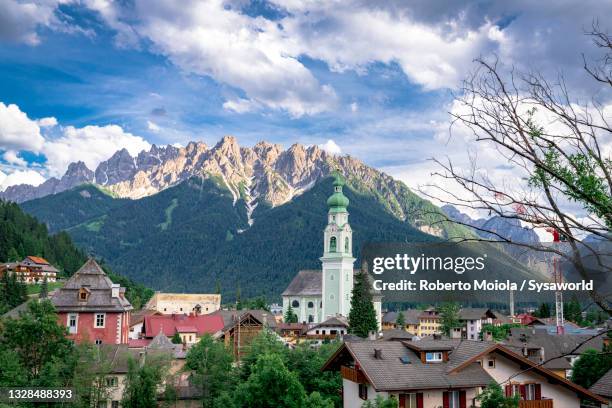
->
282 171 382 328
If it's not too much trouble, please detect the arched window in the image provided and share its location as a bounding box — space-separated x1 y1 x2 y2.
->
308 315 314 323
330 274 334 281
345 237 350 253
308 301 314 308
329 236 337 252
292 300 299 308
330 294 334 300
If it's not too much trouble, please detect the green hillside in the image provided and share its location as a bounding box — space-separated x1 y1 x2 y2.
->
21 177 440 299
0 200 153 308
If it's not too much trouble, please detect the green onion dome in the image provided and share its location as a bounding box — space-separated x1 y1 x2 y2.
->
327 171 349 211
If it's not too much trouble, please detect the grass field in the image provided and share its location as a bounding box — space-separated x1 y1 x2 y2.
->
27 281 65 295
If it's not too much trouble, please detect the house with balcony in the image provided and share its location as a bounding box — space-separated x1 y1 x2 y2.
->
322 338 607 408
0 256 59 283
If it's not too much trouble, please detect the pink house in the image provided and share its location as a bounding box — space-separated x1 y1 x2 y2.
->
51 259 132 345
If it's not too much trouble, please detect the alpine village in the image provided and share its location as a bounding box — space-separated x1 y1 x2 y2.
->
0 144 609 408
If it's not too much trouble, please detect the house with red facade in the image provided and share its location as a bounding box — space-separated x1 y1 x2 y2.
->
51 259 132 345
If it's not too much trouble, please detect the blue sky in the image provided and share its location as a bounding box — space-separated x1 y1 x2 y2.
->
0 0 610 199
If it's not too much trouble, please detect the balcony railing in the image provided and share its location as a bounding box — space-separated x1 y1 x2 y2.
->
519 399 553 408
340 365 367 383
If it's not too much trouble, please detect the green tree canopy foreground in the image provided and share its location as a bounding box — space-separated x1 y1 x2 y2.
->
476 382 519 408
571 348 612 389
186 334 236 408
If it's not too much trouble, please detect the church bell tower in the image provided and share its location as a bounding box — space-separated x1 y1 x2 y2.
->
321 170 355 320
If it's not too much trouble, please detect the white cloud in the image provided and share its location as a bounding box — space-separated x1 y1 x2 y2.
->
147 120 160 132
0 169 45 191
0 102 45 152
318 139 342 155
42 124 151 177
2 150 27 166
0 0 62 45
350 102 358 113
37 116 58 127
0 170 5 186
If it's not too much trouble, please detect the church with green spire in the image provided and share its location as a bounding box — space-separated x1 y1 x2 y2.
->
281 171 382 326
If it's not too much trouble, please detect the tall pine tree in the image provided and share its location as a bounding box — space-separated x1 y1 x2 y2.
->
348 268 378 337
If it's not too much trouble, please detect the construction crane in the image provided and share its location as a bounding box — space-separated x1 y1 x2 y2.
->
545 227 566 335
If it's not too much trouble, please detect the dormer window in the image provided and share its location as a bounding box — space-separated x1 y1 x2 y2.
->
78 287 90 301
425 352 443 362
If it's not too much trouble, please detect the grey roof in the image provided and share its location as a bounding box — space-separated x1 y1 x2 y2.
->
379 329 416 341
50 259 132 312
311 316 348 329
591 368 612 398
1 299 35 319
502 327 604 370
342 340 494 391
383 310 421 325
211 309 276 331
282 270 322 296
458 308 494 320
282 269 381 297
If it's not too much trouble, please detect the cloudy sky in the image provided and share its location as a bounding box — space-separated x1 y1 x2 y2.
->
0 0 611 205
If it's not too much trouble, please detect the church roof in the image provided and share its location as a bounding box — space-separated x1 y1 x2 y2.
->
282 270 322 296
282 269 381 297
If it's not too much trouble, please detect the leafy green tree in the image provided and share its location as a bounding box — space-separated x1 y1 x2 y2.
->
122 354 168 408
564 297 583 324
7 247 20 262
0 349 28 387
348 269 378 337
534 303 551 318
71 342 114 408
284 304 298 323
395 311 405 328
439 303 461 336
305 391 334 408
361 395 399 408
476 382 519 408
0 300 73 380
285 342 342 406
571 348 612 388
171 331 183 344
241 330 287 380
480 323 522 341
186 334 235 408
236 353 306 408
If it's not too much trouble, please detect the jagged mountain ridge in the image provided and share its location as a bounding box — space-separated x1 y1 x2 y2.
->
3 136 463 236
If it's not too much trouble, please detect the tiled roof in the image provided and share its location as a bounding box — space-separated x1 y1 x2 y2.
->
282 269 381 297
176 325 198 333
383 310 421 325
340 340 493 391
211 309 276 330
379 329 416 341
591 368 612 398
458 308 493 320
282 270 322 296
50 259 132 312
26 256 50 265
144 314 224 338
502 327 604 370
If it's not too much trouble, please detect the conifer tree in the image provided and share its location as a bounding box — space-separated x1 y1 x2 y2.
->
348 269 378 337
395 311 405 328
40 276 49 299
284 304 298 323
171 331 182 345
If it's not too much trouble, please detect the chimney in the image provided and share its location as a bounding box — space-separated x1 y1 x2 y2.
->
368 330 377 341
139 351 146 367
374 348 383 359
262 313 268 327
111 283 120 298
